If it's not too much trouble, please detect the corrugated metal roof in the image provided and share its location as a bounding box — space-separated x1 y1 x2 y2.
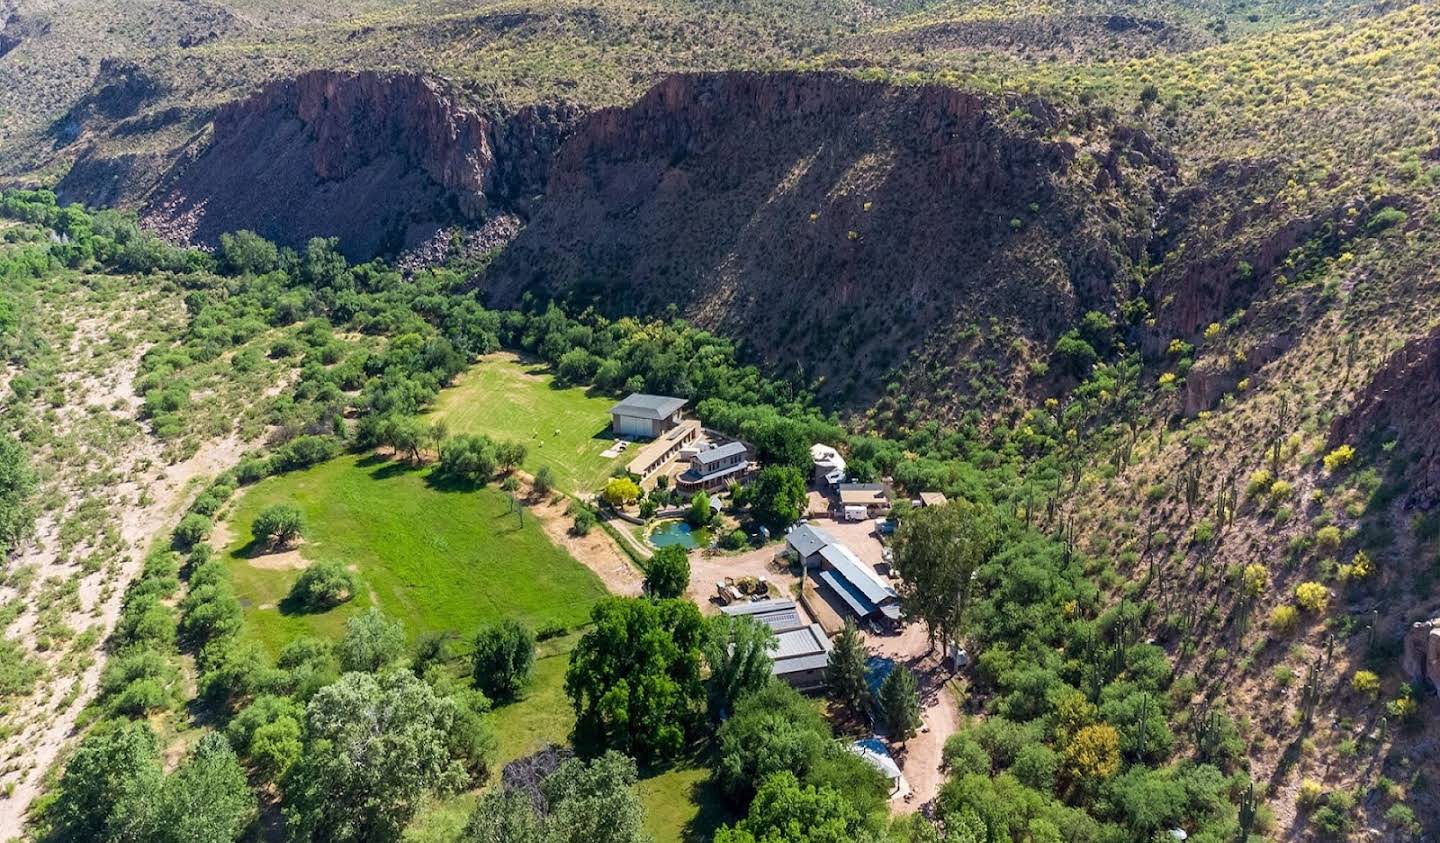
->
818 569 877 617
721 599 801 632
696 441 747 463
610 393 687 420
818 543 896 607
772 623 832 676
786 523 836 558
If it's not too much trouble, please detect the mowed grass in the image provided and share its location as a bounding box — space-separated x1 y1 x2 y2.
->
428 352 623 493
222 453 607 655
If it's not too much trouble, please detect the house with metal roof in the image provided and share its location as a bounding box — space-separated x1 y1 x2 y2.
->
721 599 832 691
838 483 890 520
610 393 688 439
814 542 901 626
677 440 750 492
785 523 838 566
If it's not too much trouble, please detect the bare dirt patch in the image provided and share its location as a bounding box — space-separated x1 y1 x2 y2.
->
244 548 311 571
686 544 798 614
528 486 644 597
863 623 963 814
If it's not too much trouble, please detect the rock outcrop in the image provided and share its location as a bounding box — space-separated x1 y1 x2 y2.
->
123 70 578 258
1330 325 1440 508
1403 618 1440 695
482 71 1174 407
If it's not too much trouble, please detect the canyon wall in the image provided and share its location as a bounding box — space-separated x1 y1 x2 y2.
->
70 70 578 259
481 71 1174 405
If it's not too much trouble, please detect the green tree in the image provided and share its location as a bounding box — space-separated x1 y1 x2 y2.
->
564 597 705 763
643 544 691 600
878 665 921 744
714 772 869 843
252 503 304 549
716 681 830 803
747 465 806 531
891 500 999 654
497 440 528 473
287 559 358 611
687 491 713 527
825 619 869 718
46 721 164 841
459 790 545 843
337 608 406 673
459 752 650 843
471 619 535 700
533 465 557 497
702 614 775 721
439 434 499 483
218 230 280 275
282 671 467 842
153 733 257 843
0 432 35 556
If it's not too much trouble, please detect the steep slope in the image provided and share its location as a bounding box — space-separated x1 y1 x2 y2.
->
59 70 577 258
482 71 1175 409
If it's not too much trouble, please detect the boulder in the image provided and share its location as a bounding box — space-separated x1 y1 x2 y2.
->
1401 618 1440 695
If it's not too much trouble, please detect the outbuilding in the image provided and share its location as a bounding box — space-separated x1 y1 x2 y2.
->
610 393 687 439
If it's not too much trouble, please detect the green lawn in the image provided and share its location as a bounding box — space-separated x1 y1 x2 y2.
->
428 352 624 494
222 453 608 655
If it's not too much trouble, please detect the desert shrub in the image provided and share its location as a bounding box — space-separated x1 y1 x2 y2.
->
287 560 358 611
1323 445 1355 473
1241 563 1268 597
1315 525 1342 550
1350 670 1380 699
1270 605 1299 633
1295 582 1330 613
252 504 303 548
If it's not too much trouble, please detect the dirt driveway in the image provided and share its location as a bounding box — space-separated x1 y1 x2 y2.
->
863 622 962 814
686 544 798 614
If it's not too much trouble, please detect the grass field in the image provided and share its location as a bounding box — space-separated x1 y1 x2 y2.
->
428 353 624 494
222 453 608 655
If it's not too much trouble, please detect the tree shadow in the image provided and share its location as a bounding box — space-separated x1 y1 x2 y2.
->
422 469 483 494
681 775 736 843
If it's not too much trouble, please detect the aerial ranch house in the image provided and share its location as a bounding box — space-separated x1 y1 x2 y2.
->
677 440 751 492
786 523 901 628
610 393 687 439
721 599 832 692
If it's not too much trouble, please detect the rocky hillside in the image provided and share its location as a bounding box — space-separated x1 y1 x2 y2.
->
483 70 1174 408
58 70 577 258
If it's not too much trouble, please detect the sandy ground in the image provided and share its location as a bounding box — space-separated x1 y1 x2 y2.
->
530 489 644 597
863 623 962 813
0 296 253 836
685 544 798 614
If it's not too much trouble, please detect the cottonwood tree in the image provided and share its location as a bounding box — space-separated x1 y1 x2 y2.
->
283 671 468 842
337 608 406 673
564 597 705 763
472 619 535 700
715 681 829 803
714 772 870 843
745 465 806 530
702 614 775 721
643 545 691 600
891 499 999 655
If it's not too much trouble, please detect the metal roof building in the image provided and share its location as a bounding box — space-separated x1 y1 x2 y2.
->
786 523 838 562
816 543 901 623
720 599 831 692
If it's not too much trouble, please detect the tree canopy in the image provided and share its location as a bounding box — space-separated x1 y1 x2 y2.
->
564 597 705 763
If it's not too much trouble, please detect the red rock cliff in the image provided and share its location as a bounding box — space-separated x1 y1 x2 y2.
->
483 71 1173 408
142 70 577 258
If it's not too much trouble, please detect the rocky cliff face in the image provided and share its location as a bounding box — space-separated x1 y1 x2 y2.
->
1330 325 1440 508
482 71 1174 407
126 70 577 258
